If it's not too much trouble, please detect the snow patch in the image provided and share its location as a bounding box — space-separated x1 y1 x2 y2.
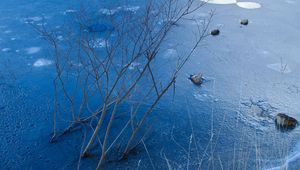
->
123 6 140 13
99 8 118 15
25 47 41 54
99 6 140 15
33 58 53 67
194 92 216 102
57 35 63 41
236 2 262 9
90 39 109 48
128 62 141 70
200 0 237 4
2 48 11 52
163 49 177 59
64 9 77 15
24 16 43 23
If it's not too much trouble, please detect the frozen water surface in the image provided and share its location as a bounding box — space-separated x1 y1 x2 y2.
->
0 0 300 169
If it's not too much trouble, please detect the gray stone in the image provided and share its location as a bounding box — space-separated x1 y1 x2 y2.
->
240 19 249 25
211 29 220 36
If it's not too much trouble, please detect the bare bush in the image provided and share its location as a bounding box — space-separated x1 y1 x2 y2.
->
33 0 212 168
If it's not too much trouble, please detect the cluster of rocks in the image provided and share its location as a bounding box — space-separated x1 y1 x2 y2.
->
210 19 249 36
194 18 299 132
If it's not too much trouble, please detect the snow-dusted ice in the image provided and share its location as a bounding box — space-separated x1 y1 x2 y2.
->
25 47 41 54
33 58 53 67
201 0 237 4
236 2 262 9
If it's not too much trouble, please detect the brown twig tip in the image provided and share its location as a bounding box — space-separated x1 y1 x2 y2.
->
81 152 92 158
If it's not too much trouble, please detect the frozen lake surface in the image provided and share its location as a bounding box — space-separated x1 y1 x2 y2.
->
0 0 300 169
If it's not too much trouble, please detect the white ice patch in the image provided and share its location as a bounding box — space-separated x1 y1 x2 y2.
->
37 23 47 26
163 49 177 59
27 16 43 22
2 48 11 52
33 58 53 67
24 16 43 24
98 6 140 15
267 63 291 74
90 39 109 48
194 93 208 101
57 35 63 41
200 0 237 4
123 6 140 13
64 9 77 15
194 92 216 102
128 62 141 70
25 47 41 54
99 8 118 15
236 2 262 9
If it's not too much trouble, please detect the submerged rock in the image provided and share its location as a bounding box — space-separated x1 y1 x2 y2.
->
275 113 298 131
240 19 249 25
211 29 220 36
189 74 203 86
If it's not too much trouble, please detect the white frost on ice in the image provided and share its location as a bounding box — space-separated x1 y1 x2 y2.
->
33 58 53 67
90 39 109 48
24 16 43 24
163 48 177 59
267 63 291 74
25 47 41 54
27 16 42 22
194 93 216 102
200 0 262 9
57 35 63 41
2 48 11 52
123 6 140 13
64 9 77 15
99 5 140 15
236 2 262 9
200 0 237 4
128 62 141 70
99 8 118 15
